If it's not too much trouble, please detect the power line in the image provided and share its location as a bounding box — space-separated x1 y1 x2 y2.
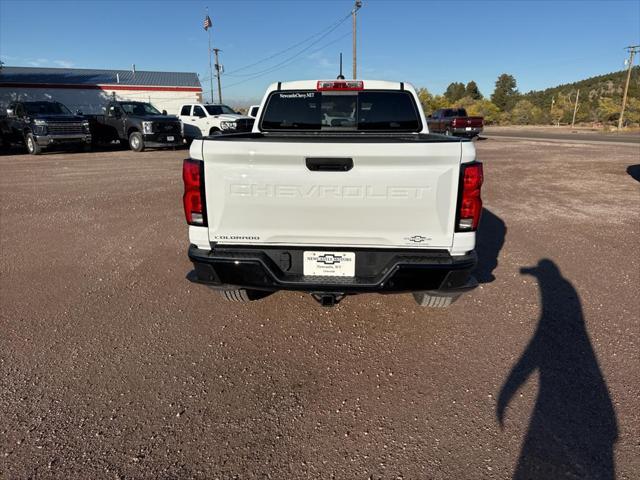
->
223 11 351 77
223 16 351 79
222 30 352 90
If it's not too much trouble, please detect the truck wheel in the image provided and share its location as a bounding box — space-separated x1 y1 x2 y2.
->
413 292 458 308
129 132 144 152
25 133 42 155
209 128 221 136
219 289 270 302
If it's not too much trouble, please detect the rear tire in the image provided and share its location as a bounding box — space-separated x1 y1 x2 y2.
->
26 133 42 155
129 131 144 152
413 292 458 308
219 289 270 302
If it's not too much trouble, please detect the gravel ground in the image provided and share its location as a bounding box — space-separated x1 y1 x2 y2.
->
1 139 639 479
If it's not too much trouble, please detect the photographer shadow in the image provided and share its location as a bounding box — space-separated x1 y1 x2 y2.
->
627 164 640 182
497 259 618 479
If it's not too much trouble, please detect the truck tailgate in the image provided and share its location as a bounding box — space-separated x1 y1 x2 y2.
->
200 138 464 249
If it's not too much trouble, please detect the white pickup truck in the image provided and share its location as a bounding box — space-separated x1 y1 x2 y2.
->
183 79 483 307
178 103 254 140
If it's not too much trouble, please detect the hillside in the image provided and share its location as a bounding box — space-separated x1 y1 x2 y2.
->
522 67 639 123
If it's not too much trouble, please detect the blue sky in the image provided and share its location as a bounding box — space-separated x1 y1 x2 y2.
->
1 0 638 103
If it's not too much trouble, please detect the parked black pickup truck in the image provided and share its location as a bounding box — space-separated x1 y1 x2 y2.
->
0 116 11 151
88 101 183 152
2 101 91 154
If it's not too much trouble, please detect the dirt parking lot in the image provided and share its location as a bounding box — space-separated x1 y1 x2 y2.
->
1 138 639 479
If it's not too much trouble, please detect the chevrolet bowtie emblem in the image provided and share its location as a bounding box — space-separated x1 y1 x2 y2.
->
317 254 343 265
407 235 427 243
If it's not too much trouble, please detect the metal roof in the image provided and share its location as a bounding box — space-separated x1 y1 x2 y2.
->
0 66 201 87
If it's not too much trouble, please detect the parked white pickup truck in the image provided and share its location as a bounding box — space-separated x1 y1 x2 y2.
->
178 103 254 140
183 80 483 307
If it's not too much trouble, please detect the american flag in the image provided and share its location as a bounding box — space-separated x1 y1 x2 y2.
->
203 15 212 31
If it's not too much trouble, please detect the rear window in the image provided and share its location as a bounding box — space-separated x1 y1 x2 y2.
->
445 108 467 117
205 105 237 116
260 90 422 132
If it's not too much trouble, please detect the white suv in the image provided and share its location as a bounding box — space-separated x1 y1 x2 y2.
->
178 103 254 140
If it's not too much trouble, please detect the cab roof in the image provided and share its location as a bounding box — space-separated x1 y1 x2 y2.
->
266 79 414 92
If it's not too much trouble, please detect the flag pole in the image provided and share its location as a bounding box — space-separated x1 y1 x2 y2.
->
206 7 214 103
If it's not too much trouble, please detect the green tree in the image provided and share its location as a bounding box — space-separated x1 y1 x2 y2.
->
510 99 544 125
428 95 451 113
465 81 483 100
416 87 451 115
550 94 572 125
597 97 620 124
624 97 640 125
416 87 433 113
491 74 519 111
467 99 501 124
444 82 466 102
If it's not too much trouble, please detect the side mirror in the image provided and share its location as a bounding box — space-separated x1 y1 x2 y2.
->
6 108 14 117
162 110 167 116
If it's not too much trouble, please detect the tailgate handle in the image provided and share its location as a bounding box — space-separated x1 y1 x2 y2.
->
306 157 353 172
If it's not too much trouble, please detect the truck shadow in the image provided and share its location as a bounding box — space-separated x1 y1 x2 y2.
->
626 164 640 182
474 208 506 283
497 259 618 480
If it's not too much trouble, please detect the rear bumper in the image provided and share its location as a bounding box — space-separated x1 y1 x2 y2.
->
187 244 477 294
452 127 483 136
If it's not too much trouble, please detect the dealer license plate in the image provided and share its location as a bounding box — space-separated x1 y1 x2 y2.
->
303 251 355 277
167 135 175 141
465 127 472 131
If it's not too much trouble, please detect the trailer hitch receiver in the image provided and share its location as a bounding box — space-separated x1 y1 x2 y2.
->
311 293 345 307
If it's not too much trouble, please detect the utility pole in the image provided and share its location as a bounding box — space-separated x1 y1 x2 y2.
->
571 89 580 127
213 48 223 104
352 0 362 79
618 45 639 130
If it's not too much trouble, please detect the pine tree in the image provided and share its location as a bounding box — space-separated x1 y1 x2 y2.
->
491 74 519 111
465 81 483 100
444 82 466 102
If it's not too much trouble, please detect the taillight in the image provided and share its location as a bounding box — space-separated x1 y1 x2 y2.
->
183 158 206 226
317 80 364 91
452 118 459 127
456 162 483 231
